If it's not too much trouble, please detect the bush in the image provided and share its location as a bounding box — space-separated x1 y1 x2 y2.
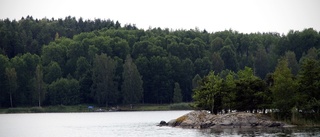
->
169 103 193 110
30 107 44 113
7 108 29 113
44 105 67 112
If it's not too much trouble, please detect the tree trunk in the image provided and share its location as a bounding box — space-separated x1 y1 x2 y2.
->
211 96 214 114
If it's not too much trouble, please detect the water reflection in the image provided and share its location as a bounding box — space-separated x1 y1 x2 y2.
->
197 127 320 137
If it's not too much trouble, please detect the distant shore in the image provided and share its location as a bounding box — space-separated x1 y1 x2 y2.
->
0 103 193 113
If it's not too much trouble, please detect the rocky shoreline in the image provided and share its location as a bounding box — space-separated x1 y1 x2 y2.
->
159 111 292 129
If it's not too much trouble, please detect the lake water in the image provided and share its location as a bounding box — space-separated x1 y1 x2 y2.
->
0 111 319 137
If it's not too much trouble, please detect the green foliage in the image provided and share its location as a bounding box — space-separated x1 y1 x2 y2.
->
75 56 90 79
47 78 80 105
221 71 236 110
285 51 299 76
5 67 18 107
1 16 320 116
210 36 224 52
30 107 44 113
211 52 224 73
235 67 268 112
254 46 269 78
220 45 238 72
297 58 320 113
193 67 270 114
142 56 173 103
193 71 223 114
0 55 9 107
271 58 298 114
111 38 130 60
194 57 212 77
41 43 67 68
5 105 89 113
44 61 62 84
180 58 195 102
173 82 182 103
91 53 118 106
192 74 202 90
121 55 143 104
6 108 30 113
34 64 46 107
169 103 192 110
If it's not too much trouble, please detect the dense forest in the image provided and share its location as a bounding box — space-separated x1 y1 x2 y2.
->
0 16 319 118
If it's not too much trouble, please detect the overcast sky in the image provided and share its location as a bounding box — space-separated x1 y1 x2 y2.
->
0 0 319 34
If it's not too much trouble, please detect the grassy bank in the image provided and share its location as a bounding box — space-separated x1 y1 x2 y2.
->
4 105 90 113
120 103 193 111
0 103 193 113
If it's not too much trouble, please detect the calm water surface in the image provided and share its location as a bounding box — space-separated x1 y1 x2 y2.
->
0 111 319 137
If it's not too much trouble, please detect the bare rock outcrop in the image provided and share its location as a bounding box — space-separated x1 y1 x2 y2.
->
162 111 287 129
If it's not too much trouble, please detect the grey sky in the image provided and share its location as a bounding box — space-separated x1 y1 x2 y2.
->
0 0 319 34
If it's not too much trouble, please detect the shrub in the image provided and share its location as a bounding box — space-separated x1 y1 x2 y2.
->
7 108 29 113
30 107 44 113
169 103 193 110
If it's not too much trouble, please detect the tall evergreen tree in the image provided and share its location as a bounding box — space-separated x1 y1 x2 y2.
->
121 55 143 104
173 82 182 103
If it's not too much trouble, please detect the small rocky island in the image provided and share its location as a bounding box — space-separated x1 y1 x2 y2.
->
159 111 290 129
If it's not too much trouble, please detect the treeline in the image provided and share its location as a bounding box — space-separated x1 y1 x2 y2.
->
0 16 130 58
193 56 320 121
0 16 320 108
